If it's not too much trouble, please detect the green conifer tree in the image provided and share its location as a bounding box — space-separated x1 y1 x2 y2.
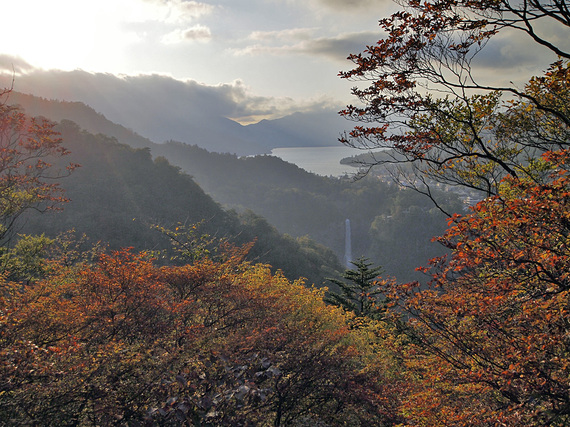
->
325 256 385 319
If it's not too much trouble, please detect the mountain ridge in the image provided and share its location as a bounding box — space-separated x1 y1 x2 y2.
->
9 90 346 156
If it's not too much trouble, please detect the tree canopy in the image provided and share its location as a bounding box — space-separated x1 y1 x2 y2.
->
338 0 570 424
0 90 75 243
2 1 570 423
0 242 401 426
340 0 570 209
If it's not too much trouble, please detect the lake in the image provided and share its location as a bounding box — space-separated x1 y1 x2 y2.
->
270 146 362 177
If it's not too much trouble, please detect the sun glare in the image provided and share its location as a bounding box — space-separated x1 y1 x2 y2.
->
2 0 140 72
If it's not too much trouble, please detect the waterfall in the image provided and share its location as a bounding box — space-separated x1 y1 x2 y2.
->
344 218 352 269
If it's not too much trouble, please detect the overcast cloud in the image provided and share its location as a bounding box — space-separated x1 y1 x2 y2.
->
233 30 378 62
0 65 340 130
317 0 391 11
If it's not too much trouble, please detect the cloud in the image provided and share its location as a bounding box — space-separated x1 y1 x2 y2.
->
300 32 378 60
162 25 212 43
175 0 215 17
317 0 388 10
128 1 216 46
464 25 568 90
0 55 35 74
248 28 316 42
230 92 343 125
234 31 378 62
138 0 215 23
9 69 243 118
0 68 333 141
268 0 389 12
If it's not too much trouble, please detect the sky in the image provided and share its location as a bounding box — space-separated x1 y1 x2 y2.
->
0 0 565 127
0 0 400 123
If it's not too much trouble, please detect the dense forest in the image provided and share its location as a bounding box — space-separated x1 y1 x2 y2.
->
152 141 461 281
2 0 570 425
17 119 342 287
10 91 458 282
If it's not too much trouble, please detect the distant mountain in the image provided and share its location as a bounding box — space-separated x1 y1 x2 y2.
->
243 111 348 149
9 91 345 155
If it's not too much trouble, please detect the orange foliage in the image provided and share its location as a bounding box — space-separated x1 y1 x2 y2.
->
382 153 570 426
339 2 570 423
0 90 77 242
0 243 400 425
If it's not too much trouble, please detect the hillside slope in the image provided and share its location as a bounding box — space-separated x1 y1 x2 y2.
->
19 120 342 285
10 90 343 155
12 92 460 282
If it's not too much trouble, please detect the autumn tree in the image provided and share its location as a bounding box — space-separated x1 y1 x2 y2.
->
0 233 54 284
338 1 570 425
339 0 570 208
0 89 76 243
0 242 401 425
379 153 570 425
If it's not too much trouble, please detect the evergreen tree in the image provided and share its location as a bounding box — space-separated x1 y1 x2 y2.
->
325 256 385 319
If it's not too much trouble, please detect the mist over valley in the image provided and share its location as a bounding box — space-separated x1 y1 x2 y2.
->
9 88 456 284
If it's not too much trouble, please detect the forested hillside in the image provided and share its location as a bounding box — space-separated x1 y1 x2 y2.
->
7 91 155 149
10 91 458 282
19 119 342 286
2 0 570 423
7 88 343 156
154 141 461 281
